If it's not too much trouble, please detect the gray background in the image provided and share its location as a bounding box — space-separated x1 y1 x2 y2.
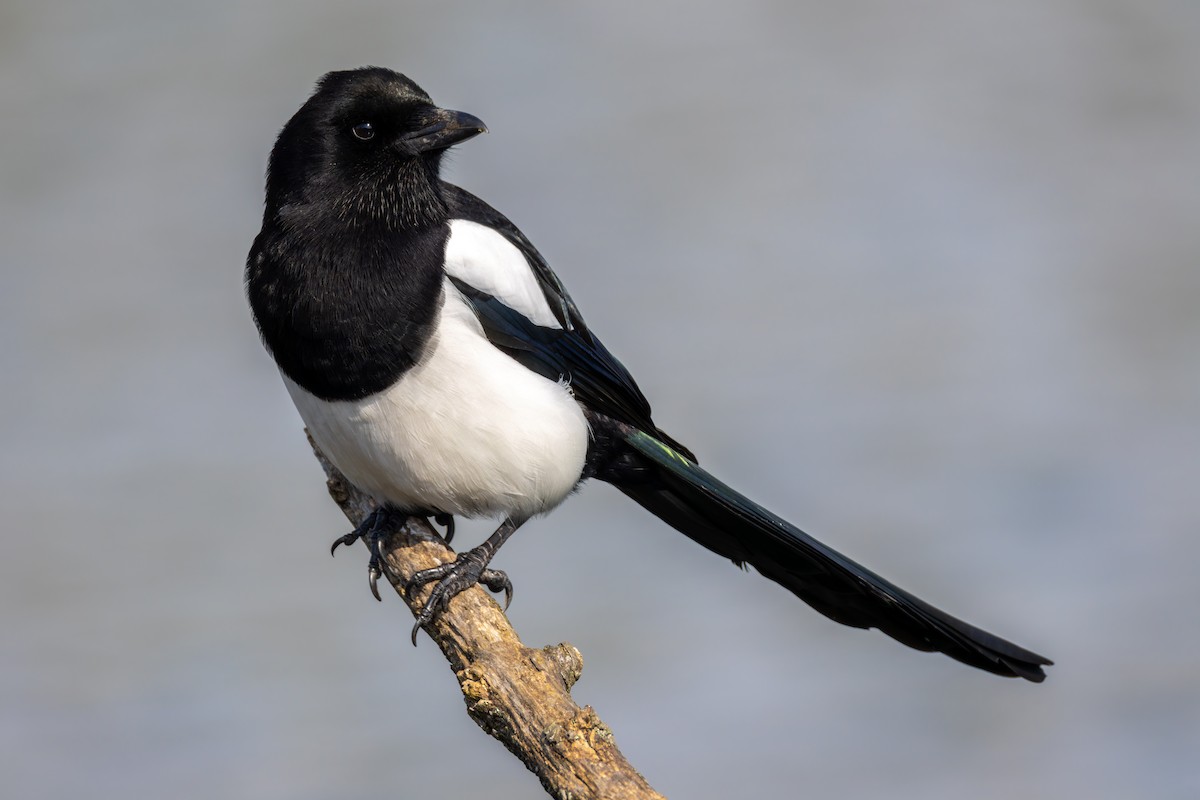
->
3 2 1197 798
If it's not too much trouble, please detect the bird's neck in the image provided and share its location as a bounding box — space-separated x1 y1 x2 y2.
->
331 157 449 232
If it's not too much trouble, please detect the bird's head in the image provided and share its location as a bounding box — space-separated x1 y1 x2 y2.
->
264 67 487 230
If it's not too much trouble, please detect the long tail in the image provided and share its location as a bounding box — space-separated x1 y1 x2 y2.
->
616 429 1052 682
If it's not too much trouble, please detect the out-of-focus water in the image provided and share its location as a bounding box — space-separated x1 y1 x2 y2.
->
3 2 1197 798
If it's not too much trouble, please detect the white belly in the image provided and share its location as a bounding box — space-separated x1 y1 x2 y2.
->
284 282 590 519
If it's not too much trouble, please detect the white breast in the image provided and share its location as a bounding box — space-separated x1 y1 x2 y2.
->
285 281 590 519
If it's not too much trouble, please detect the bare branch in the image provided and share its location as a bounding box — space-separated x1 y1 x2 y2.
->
309 434 666 800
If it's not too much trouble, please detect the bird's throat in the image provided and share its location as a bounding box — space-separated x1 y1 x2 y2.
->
334 157 448 232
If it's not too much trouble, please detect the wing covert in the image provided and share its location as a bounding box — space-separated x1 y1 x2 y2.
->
442 182 671 442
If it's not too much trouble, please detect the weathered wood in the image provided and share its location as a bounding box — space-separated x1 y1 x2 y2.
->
310 434 665 800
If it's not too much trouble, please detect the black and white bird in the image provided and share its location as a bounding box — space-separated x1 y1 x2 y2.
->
246 67 1051 681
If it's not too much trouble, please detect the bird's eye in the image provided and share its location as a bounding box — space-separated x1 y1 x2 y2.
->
351 122 375 141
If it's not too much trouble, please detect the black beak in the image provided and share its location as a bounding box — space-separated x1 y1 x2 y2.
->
403 108 488 153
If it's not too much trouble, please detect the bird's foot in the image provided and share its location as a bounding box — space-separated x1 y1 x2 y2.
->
404 547 512 645
330 506 406 601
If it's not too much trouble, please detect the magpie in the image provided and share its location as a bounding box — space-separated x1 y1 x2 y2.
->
246 67 1051 681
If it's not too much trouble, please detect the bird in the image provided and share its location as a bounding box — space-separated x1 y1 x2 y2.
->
246 67 1052 682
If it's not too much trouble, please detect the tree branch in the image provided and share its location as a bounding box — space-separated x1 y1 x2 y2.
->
308 434 665 800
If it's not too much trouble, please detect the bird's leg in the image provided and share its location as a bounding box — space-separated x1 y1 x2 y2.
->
404 516 525 644
329 505 406 601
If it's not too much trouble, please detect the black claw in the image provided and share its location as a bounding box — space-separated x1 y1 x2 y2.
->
330 506 402 600
368 564 382 601
330 530 360 556
479 568 513 610
367 529 390 601
433 513 455 544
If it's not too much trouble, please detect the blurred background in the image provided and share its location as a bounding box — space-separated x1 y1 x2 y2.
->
3 1 1197 798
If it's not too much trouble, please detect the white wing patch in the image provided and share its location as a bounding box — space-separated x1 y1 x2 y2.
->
443 218 562 329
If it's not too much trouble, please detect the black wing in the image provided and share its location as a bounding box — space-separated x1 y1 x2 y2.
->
442 183 693 458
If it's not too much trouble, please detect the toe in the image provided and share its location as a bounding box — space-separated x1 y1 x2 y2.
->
330 530 360 556
479 568 513 610
404 562 453 597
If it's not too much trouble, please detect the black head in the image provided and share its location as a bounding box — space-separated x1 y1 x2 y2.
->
264 67 487 230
